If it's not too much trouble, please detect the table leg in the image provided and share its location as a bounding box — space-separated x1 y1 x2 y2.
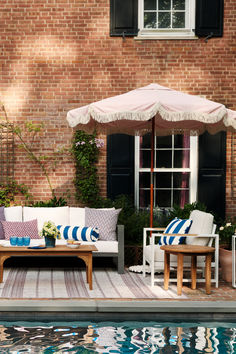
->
164 252 170 290
0 255 9 283
88 254 93 290
191 255 197 290
205 253 212 295
77 254 93 290
86 263 89 284
177 253 184 296
0 257 3 283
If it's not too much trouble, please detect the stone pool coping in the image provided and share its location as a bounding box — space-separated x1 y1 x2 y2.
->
0 300 236 321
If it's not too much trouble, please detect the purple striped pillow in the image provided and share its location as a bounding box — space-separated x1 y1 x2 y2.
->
1 219 40 240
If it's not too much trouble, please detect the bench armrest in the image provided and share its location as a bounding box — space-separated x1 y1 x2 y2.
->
117 224 124 246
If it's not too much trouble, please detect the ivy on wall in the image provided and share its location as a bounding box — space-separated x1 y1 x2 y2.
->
72 130 104 206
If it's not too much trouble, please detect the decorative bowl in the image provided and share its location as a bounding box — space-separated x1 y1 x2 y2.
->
66 241 80 249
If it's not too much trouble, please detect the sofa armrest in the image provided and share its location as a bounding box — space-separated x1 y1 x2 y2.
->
117 224 124 273
117 224 124 245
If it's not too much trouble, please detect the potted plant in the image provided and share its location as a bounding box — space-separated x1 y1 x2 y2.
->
218 222 236 283
40 220 61 248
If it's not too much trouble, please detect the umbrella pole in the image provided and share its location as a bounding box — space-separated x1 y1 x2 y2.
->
150 117 155 228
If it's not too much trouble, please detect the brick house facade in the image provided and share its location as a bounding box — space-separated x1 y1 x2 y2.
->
0 0 235 218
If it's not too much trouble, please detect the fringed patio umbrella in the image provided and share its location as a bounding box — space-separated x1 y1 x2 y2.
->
67 83 236 226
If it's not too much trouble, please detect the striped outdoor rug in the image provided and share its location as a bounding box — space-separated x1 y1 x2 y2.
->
0 268 187 299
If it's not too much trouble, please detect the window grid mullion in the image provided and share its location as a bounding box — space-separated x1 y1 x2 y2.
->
156 0 158 28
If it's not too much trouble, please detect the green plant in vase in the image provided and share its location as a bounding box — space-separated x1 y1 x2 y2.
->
40 220 61 248
218 222 236 250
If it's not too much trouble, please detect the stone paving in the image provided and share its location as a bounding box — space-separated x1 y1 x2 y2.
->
176 280 236 301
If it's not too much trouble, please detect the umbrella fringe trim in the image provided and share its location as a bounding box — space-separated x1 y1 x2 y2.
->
69 103 228 125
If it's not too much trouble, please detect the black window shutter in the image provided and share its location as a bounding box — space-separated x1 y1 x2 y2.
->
110 0 138 37
195 0 224 37
198 132 226 219
107 134 134 200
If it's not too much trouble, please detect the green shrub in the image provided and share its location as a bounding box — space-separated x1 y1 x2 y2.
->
72 130 103 206
166 201 208 222
30 196 67 207
0 181 30 206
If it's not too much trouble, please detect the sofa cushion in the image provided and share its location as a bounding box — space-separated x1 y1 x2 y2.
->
1 219 40 240
186 210 214 246
23 206 69 231
69 208 85 226
158 218 192 245
55 239 119 253
69 207 115 226
57 225 99 242
0 207 6 240
4 206 23 222
85 207 121 241
0 238 119 253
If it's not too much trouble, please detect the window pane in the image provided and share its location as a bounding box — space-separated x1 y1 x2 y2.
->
144 0 156 10
174 150 189 168
173 0 185 10
157 172 171 188
140 134 151 149
156 136 172 148
174 190 189 206
158 12 171 28
156 190 171 207
174 135 190 148
144 12 157 28
139 190 150 208
158 0 171 10
173 172 189 188
173 12 185 28
156 150 172 168
140 150 151 168
140 172 150 188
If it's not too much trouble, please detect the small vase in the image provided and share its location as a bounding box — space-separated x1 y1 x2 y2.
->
45 237 56 248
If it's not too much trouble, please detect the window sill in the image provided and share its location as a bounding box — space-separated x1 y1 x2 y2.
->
135 34 198 40
135 30 198 40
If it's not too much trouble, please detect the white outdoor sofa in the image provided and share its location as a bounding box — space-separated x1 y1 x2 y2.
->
143 210 219 287
0 206 125 274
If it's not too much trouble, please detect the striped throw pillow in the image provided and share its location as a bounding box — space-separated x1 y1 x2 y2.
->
57 225 99 242
158 218 192 246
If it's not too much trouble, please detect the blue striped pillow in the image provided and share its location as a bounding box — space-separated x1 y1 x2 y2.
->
158 218 192 245
57 225 99 242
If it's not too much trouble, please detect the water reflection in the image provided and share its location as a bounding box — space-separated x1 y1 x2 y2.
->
0 322 235 353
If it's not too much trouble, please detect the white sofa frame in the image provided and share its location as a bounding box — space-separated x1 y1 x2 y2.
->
143 226 219 288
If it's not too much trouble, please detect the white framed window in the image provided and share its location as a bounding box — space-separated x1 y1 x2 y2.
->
137 0 197 39
135 134 198 210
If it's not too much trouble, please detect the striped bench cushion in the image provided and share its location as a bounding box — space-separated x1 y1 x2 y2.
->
57 225 99 242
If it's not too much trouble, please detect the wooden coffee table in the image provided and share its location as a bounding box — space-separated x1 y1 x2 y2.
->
160 244 215 295
0 245 97 290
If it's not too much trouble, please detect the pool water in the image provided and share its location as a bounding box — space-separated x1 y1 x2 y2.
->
0 321 235 353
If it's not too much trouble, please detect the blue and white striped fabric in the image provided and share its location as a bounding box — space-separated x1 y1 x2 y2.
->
57 225 99 242
158 218 192 245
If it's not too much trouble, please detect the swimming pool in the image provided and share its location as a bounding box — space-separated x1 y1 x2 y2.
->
0 321 235 353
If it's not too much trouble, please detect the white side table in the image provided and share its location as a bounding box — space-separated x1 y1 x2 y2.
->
232 235 236 288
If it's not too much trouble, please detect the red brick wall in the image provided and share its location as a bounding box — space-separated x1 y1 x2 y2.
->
0 0 235 215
